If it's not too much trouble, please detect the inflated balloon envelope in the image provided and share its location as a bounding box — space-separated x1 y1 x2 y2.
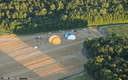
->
49 35 61 45
64 33 76 40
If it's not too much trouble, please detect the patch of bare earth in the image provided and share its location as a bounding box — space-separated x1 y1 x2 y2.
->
0 28 103 80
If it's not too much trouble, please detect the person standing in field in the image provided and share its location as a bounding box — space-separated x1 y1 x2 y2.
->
48 32 52 37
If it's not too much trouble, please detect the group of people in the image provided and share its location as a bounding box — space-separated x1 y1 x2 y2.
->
34 32 52 49
33 30 79 49
34 36 42 49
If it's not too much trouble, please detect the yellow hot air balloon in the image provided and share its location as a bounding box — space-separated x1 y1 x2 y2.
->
49 35 61 45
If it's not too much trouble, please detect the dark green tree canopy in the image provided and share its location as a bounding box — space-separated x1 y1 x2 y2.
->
83 37 128 80
0 0 128 34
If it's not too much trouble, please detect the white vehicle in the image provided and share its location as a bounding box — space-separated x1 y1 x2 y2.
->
82 28 86 30
61 31 65 33
71 30 74 32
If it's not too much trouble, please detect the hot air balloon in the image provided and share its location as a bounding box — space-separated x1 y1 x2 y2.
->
64 33 76 40
49 35 61 45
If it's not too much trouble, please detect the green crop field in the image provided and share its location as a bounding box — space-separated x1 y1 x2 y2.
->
104 25 128 37
70 74 95 80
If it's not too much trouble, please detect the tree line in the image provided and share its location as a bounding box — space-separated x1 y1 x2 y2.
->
83 37 128 80
0 0 128 34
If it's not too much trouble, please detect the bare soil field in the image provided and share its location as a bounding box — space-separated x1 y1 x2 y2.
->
0 28 103 80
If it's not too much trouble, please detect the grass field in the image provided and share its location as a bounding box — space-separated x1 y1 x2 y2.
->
70 74 95 80
104 25 128 37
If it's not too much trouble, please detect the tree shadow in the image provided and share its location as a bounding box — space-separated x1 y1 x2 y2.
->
0 0 13 3
14 17 88 35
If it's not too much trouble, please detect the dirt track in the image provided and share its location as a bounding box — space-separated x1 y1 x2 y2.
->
0 28 103 80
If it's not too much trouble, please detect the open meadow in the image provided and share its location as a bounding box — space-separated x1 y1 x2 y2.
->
104 25 128 37
0 28 103 80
